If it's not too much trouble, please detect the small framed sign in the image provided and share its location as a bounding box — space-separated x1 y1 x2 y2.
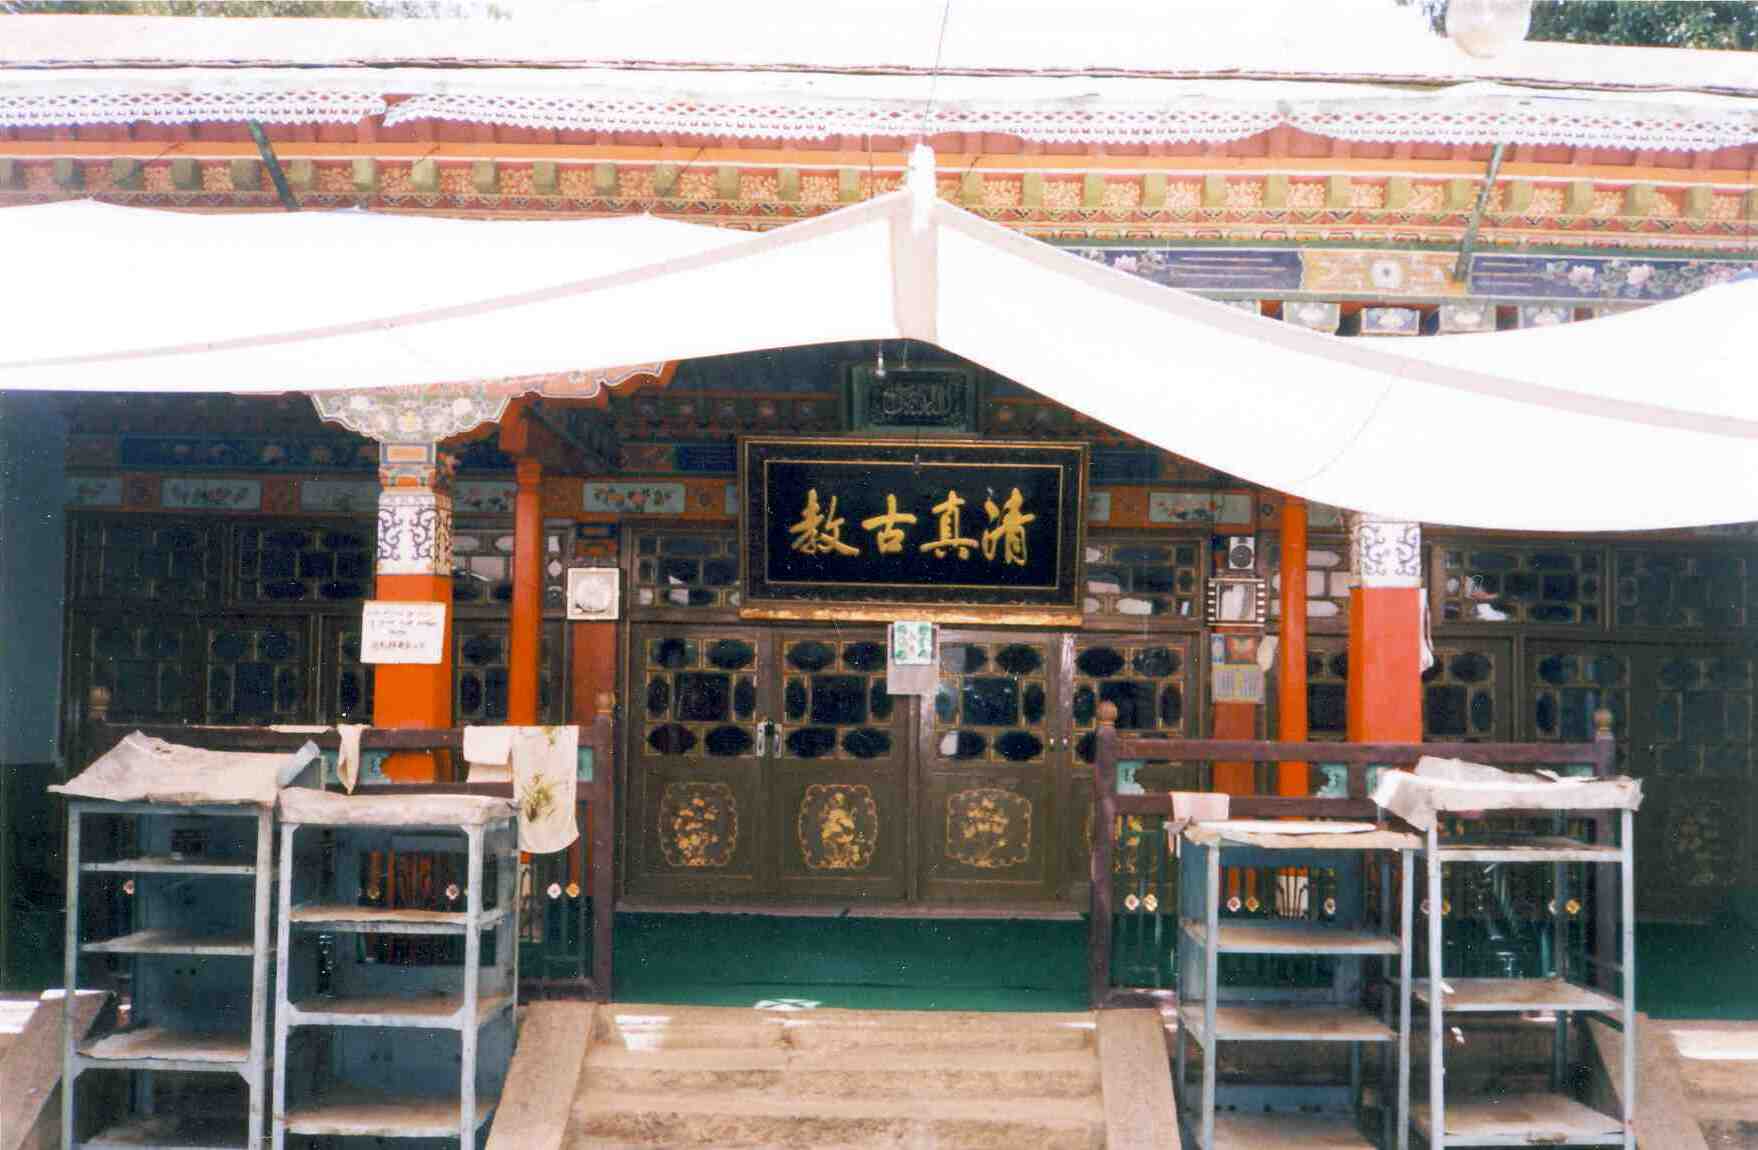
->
360 601 447 664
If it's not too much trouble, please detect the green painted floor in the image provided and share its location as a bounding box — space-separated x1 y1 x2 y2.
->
1639 919 1758 1020
610 912 1758 1017
612 913 1091 1012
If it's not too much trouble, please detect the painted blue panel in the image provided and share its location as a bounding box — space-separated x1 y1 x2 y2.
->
675 442 738 473
1066 247 1304 292
1091 448 1162 485
1469 254 1758 301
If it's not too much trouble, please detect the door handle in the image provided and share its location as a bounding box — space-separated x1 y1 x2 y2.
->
755 718 770 756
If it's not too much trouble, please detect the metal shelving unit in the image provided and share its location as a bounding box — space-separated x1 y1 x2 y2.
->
60 797 279 1150
271 791 518 1150
1173 821 1418 1150
1415 809 1636 1149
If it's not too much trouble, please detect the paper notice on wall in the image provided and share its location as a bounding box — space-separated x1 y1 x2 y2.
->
887 620 938 695
360 601 447 664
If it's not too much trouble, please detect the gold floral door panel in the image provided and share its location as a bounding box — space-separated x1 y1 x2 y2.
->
916 632 1067 903
626 626 774 899
772 632 910 901
1065 636 1196 902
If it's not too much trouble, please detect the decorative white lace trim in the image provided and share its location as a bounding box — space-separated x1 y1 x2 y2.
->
5 83 1755 151
382 92 1286 144
0 90 386 128
1293 105 1758 153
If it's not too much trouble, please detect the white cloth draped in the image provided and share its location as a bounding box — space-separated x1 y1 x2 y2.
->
4 170 1756 531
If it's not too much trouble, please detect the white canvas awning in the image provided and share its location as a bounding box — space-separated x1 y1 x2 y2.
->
2 153 1754 533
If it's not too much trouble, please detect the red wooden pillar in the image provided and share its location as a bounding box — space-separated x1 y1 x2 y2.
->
1346 513 1423 744
1277 497 1310 794
372 445 455 781
508 456 543 725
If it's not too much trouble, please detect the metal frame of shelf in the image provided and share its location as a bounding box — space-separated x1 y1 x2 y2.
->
1416 810 1636 1150
271 804 518 1150
62 800 277 1150
1173 827 1417 1150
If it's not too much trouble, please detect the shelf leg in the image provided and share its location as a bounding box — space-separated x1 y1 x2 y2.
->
1552 857 1567 1093
248 807 272 1150
1398 849 1412 1150
62 807 81 1150
1620 809 1636 1150
271 824 297 1150
1202 843 1220 1150
461 826 484 1145
1427 829 1444 1150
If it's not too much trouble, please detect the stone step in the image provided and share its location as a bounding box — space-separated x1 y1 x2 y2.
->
569 1090 1107 1150
592 1006 1096 1055
583 1045 1102 1100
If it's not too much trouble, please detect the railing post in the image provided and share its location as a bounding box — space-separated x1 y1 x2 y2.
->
1090 701 1120 1007
591 693 617 1002
1590 707 1616 778
1591 706 1617 993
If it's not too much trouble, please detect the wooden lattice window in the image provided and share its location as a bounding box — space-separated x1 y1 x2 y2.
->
74 518 220 603
1530 648 1630 750
1436 545 1602 626
1650 652 1754 776
1082 536 1202 622
1615 549 1751 630
780 638 897 762
453 621 563 725
83 617 196 722
1421 645 1500 741
933 639 1053 765
205 618 311 723
235 522 372 604
451 520 571 612
1266 537 1351 627
631 530 741 612
1071 639 1190 763
643 635 762 759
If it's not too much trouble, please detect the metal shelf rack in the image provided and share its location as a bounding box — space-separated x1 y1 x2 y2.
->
271 790 518 1150
60 796 280 1150
1173 821 1418 1150
1415 809 1636 1149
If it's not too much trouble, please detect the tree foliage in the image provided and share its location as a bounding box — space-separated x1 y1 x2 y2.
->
1402 1 1758 50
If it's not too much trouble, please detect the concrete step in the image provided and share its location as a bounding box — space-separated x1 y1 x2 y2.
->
591 1005 1097 1055
583 1045 1103 1100
569 1090 1107 1150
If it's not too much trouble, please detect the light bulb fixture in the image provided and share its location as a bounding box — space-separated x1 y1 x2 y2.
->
874 342 887 379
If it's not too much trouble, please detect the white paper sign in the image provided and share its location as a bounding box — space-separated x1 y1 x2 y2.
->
886 621 938 695
360 601 447 665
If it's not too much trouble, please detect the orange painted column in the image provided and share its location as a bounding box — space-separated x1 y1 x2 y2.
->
371 446 455 781
1346 513 1424 745
508 456 544 725
1277 497 1310 795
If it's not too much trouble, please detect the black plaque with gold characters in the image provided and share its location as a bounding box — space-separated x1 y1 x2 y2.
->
740 437 1087 622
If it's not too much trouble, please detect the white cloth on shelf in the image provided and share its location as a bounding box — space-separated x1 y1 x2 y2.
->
462 725 515 767
463 724 579 853
334 723 367 794
52 732 319 807
1371 755 1642 831
510 726 579 854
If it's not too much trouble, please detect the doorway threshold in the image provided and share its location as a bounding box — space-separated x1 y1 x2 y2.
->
617 899 1083 921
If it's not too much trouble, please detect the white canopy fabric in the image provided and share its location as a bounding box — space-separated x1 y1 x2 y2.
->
1 157 1754 533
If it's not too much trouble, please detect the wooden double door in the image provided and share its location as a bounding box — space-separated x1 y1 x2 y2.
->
623 623 1195 908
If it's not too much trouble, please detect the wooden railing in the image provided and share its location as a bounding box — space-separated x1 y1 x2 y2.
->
1090 701 1617 1008
80 701 618 1002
